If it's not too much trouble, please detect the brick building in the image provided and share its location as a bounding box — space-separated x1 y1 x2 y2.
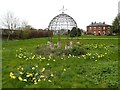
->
87 22 112 36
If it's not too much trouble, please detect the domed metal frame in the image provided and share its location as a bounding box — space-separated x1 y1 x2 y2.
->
48 13 77 35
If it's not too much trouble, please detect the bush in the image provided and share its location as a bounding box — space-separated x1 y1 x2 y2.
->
2 30 53 40
69 27 81 37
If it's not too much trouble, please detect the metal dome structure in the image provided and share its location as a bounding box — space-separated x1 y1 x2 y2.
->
48 6 77 35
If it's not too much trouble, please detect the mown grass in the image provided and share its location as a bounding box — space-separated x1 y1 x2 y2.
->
2 36 119 88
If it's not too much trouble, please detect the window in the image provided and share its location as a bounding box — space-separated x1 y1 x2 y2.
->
103 27 105 30
98 31 101 35
94 31 96 35
94 27 96 30
89 27 91 30
103 31 105 35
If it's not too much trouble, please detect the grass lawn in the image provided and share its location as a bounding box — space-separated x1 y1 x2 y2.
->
2 36 119 88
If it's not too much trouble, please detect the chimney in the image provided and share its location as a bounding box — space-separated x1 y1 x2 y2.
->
103 22 105 24
91 22 93 24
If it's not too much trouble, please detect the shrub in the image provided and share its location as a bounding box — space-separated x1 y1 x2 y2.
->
22 30 31 39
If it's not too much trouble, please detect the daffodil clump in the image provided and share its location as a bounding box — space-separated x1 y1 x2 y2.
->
16 48 46 61
9 65 54 84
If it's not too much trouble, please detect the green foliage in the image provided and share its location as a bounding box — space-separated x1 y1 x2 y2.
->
69 27 81 37
22 30 31 39
3 30 53 40
112 15 120 34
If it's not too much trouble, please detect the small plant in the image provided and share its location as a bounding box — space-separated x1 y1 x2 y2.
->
9 65 53 85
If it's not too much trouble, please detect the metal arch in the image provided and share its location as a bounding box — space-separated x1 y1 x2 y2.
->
48 13 77 32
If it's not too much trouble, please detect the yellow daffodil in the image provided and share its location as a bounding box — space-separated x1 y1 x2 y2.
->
23 79 27 82
35 73 38 76
32 78 36 80
18 76 23 81
32 67 35 70
12 76 16 79
53 59 56 62
26 74 30 77
41 57 45 60
19 72 23 75
41 68 45 72
10 73 16 79
64 69 66 71
34 80 37 84
50 74 54 77
32 55 35 59
48 80 52 82
26 73 33 77
35 65 38 68
40 75 45 78
38 79 41 82
23 56 26 58
10 72 14 76
47 63 50 66
21 68 24 70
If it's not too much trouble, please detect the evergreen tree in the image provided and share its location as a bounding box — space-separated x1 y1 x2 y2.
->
112 15 120 34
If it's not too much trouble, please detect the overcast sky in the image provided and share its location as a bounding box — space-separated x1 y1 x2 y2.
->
0 0 119 30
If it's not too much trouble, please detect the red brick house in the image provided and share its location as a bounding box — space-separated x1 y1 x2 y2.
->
87 22 112 35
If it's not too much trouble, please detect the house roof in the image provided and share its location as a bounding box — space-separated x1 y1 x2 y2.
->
88 22 111 27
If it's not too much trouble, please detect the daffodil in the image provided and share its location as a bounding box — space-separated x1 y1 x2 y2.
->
41 68 45 72
38 79 41 82
23 79 27 82
32 67 35 70
35 73 38 76
105 52 107 55
26 58 28 60
48 80 52 82
64 69 66 71
26 74 30 77
21 67 24 70
34 80 38 84
18 76 23 81
26 73 33 77
35 65 38 68
23 56 26 58
78 56 80 59
48 59 50 61
47 63 50 66
41 57 45 60
19 72 23 75
32 77 36 80
40 75 45 78
11 76 16 79
32 55 35 59
51 74 54 77
10 72 14 76
61 57 63 59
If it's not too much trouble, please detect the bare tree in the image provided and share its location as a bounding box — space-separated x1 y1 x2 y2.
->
1 11 19 40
